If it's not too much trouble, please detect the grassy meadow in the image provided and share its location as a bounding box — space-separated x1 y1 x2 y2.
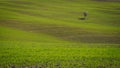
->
0 0 120 68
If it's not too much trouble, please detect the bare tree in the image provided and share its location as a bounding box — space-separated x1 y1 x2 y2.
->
83 12 88 19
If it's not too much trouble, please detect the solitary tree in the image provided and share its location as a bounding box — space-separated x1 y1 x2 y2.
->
83 12 88 19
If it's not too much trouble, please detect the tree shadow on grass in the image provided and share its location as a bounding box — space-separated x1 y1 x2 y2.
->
78 18 86 20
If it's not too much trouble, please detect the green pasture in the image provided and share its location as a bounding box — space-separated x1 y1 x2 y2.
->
0 0 120 68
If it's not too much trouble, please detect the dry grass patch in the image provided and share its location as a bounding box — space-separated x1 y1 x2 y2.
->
0 20 120 43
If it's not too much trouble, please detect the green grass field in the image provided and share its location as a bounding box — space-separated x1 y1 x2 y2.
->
0 0 120 68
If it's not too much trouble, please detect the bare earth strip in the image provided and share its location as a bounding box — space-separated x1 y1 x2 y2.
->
0 20 119 44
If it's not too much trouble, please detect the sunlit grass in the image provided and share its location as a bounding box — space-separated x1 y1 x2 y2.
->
0 0 120 68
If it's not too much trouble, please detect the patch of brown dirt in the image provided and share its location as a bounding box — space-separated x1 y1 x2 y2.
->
0 20 120 44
